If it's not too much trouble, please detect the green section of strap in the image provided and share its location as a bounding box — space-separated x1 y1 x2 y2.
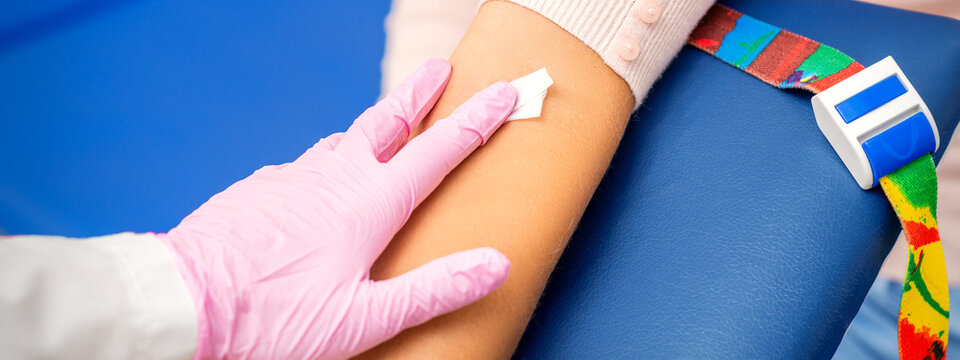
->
796 45 855 78
886 154 938 218
904 249 950 318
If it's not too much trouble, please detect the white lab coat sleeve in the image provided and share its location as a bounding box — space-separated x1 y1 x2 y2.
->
0 232 198 360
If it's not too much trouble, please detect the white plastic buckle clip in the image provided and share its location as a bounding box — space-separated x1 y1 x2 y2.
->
812 56 938 190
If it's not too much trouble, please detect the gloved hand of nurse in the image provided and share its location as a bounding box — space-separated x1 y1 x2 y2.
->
161 58 517 359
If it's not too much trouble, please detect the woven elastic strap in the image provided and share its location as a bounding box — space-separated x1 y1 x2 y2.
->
688 5 949 359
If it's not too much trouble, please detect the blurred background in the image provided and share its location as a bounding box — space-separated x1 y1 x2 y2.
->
861 0 960 18
0 0 391 236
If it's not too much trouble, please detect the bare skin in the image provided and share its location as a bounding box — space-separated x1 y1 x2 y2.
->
358 2 634 358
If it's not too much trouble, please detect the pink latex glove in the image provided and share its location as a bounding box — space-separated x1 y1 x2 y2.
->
161 58 518 360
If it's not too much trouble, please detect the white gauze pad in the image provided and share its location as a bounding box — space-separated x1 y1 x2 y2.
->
506 68 553 121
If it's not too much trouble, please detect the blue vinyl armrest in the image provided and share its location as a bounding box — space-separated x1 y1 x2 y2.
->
514 0 960 358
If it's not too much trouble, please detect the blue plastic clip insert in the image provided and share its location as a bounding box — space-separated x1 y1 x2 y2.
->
835 75 907 123
861 112 936 185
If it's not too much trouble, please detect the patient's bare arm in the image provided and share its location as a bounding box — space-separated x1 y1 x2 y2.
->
357 2 634 358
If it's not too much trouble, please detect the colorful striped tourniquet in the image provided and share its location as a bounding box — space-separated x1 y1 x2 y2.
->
688 4 949 360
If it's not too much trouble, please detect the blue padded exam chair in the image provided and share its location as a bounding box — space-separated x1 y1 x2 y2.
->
1 0 958 358
514 0 960 358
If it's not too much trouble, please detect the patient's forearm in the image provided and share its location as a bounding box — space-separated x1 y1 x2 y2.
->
359 2 634 358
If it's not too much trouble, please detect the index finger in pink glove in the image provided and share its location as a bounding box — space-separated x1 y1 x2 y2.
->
389 80 517 214
162 58 519 360
328 58 450 163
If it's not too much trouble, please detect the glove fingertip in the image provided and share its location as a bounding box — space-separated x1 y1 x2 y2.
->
437 247 511 301
457 81 518 145
467 247 511 291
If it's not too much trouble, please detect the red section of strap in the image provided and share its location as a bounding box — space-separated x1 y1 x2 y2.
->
809 62 866 93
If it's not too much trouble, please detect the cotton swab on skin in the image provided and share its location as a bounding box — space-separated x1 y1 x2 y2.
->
506 68 553 121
